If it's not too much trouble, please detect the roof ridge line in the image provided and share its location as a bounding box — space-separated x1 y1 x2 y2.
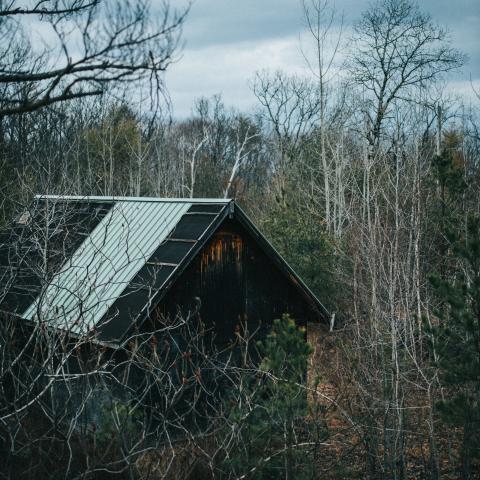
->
35 195 232 204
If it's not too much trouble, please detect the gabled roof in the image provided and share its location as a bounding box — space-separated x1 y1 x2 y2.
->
0 195 328 344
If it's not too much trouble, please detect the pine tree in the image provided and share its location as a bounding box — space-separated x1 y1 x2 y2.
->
224 314 314 479
262 188 338 312
429 137 467 278
427 214 480 478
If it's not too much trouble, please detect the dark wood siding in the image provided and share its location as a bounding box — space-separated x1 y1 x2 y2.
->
155 219 320 346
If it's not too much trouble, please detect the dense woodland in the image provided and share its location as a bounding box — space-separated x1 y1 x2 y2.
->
0 0 479 479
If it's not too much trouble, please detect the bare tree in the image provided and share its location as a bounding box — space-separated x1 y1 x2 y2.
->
178 123 209 198
0 0 189 116
252 71 320 201
347 0 465 150
301 0 343 231
223 119 259 199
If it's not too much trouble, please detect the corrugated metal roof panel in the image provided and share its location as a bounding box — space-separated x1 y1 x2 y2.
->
22 200 193 334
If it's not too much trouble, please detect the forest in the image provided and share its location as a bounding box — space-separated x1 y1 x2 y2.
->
0 0 479 479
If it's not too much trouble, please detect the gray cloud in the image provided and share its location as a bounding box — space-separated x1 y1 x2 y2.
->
166 0 480 117
175 0 305 49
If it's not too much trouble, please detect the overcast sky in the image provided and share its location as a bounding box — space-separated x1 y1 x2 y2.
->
165 0 480 118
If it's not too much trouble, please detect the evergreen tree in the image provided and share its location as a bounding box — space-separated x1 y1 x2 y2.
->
428 133 467 278
427 214 480 478
224 315 314 479
262 191 338 311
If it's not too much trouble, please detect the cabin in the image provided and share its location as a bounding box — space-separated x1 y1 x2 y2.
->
0 195 328 348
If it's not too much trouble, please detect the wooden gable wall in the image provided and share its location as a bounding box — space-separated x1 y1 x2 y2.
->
153 218 322 347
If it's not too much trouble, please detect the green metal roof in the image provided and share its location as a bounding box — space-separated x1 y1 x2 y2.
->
22 196 230 335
